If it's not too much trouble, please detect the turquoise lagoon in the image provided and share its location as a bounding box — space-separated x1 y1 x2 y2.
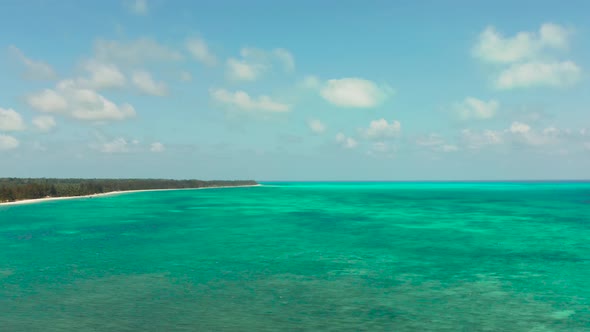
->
0 182 589 331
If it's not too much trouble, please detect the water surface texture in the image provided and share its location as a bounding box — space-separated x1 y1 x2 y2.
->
1 182 589 331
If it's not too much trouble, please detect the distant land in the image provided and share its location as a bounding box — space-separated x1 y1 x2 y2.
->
0 178 258 204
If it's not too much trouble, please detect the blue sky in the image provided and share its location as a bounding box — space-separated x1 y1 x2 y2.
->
1 0 589 180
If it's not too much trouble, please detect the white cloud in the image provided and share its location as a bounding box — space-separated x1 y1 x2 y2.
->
454 97 499 120
32 115 56 132
509 121 531 134
0 108 26 131
361 118 401 139
336 132 358 149
150 142 165 152
473 23 581 90
0 135 19 150
128 0 148 15
371 142 389 152
226 58 264 81
180 71 193 82
27 80 136 121
506 122 561 146
416 135 444 148
78 60 126 90
226 47 295 81
210 89 290 113
26 89 69 113
320 78 393 108
495 61 581 89
508 122 554 146
367 141 398 157
132 70 167 96
461 129 503 149
461 122 574 150
273 48 295 72
540 23 570 49
416 134 458 153
186 37 217 66
99 138 129 153
473 23 571 63
94 38 182 64
301 75 321 89
308 119 326 134
9 46 57 80
440 144 459 152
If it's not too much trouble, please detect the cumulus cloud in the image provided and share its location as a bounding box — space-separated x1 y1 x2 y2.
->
508 122 556 146
0 135 19 150
150 142 165 152
460 122 581 150
461 129 503 149
473 23 581 90
366 141 398 157
371 142 389 153
78 60 126 90
99 138 129 153
27 80 136 121
320 78 393 108
179 71 193 82
26 89 69 113
132 70 167 96
94 38 182 64
273 48 295 72
32 115 56 132
127 0 148 15
226 58 264 81
416 134 459 153
495 61 581 89
9 46 57 80
454 97 499 120
300 75 321 89
336 133 358 149
509 121 531 134
440 144 459 152
307 119 326 134
473 23 571 63
226 47 295 81
0 108 26 131
186 37 217 66
210 88 290 113
361 118 401 139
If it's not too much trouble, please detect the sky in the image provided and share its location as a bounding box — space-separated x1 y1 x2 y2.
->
1 0 589 181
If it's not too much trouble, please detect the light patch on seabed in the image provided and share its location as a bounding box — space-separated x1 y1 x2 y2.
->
56 230 80 235
550 310 576 320
0 268 14 278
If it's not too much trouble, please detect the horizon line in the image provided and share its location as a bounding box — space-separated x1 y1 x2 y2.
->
259 179 590 183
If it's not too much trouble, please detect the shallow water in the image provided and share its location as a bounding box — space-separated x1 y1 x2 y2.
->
1 182 589 331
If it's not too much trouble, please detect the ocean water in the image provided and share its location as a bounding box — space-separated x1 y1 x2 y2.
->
0 182 589 331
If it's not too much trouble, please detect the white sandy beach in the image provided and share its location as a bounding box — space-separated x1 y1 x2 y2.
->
0 184 261 207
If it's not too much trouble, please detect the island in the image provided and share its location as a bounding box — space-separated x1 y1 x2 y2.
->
0 178 258 204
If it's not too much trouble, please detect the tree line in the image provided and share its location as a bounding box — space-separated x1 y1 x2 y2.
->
0 178 258 203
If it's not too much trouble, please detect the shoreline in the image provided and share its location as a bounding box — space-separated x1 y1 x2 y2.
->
0 184 262 207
